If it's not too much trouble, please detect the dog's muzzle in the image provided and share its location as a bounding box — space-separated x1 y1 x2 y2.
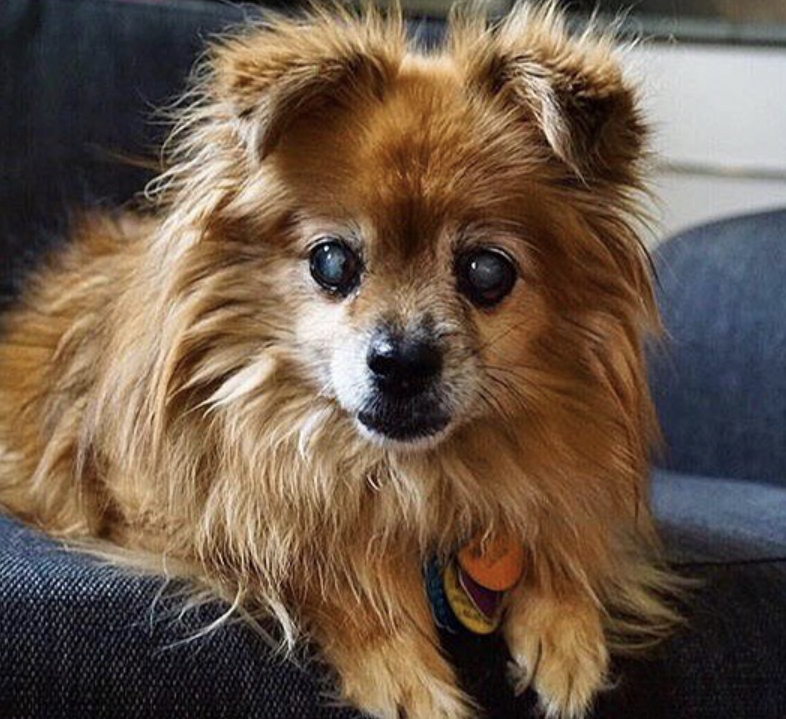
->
357 330 451 441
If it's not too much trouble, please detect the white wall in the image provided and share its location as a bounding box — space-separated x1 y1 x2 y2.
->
624 42 786 239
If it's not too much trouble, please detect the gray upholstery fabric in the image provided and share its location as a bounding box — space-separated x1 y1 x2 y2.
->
650 210 786 484
0 513 360 719
2 470 785 719
0 0 250 304
653 469 786 563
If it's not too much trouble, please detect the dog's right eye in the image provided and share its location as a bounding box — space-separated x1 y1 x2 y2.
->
309 239 362 296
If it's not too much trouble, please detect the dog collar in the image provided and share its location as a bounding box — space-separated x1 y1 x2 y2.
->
426 534 524 635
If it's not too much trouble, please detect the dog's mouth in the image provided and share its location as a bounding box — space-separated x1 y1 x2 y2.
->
356 400 451 444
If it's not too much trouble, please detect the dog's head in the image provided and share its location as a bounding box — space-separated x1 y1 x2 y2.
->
153 4 655 459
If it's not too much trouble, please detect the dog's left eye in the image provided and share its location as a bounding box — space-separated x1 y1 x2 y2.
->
309 239 362 296
456 248 517 307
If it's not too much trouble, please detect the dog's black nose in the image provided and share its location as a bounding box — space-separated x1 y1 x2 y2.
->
367 333 442 395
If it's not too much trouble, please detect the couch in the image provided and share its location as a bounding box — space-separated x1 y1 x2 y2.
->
1 1 784 717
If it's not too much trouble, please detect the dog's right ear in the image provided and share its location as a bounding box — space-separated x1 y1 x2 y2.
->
210 9 405 161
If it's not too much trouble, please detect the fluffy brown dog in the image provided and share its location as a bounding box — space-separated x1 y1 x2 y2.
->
0 4 677 718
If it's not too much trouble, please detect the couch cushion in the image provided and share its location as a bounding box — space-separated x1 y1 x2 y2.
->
0 512 360 719
1 469 784 719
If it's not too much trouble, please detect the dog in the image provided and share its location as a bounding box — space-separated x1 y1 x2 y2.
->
0 3 678 718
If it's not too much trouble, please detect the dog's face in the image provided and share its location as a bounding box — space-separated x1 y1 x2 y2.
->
172 9 654 453
274 70 555 448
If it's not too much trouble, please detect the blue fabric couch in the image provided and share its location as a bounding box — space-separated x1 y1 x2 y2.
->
1 1 784 717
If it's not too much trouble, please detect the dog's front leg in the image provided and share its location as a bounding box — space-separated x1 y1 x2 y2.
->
304 555 474 719
504 578 608 719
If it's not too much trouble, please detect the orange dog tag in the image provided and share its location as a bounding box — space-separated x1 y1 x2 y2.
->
457 534 524 591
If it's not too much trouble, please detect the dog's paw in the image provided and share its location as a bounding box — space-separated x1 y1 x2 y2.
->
337 638 474 719
505 598 608 719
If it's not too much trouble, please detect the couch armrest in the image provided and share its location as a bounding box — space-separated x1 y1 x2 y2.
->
649 208 786 484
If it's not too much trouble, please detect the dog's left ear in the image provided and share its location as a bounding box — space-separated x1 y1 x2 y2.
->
454 6 646 182
210 10 405 161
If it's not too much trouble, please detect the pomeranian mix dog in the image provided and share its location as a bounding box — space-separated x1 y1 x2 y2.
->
0 3 678 718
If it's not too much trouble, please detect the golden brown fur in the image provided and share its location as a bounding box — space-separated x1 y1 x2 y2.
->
0 4 678 718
